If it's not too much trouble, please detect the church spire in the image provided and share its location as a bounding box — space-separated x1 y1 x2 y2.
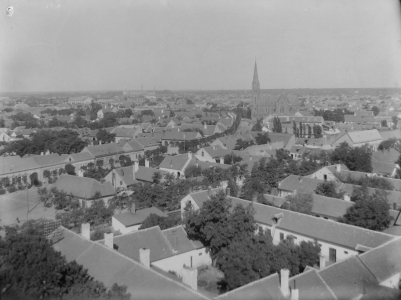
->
253 60 259 81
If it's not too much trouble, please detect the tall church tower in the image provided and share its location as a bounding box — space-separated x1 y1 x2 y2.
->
252 61 260 119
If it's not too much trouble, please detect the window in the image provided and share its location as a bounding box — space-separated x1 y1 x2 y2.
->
324 174 327 181
329 248 337 263
199 252 202 256
324 217 328 220
344 251 348 254
202 151 204 157
280 233 284 241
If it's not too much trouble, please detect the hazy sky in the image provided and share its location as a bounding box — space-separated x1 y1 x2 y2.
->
0 0 400 92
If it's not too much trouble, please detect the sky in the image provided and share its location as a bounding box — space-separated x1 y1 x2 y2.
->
0 0 400 92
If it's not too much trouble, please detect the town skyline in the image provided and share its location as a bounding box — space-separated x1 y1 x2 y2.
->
1 0 400 93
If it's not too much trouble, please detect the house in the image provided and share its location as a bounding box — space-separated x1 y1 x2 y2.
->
379 129 401 140
104 165 139 189
250 132 296 151
159 153 193 178
119 139 145 161
52 226 210 299
181 188 396 265
63 152 95 176
135 137 160 151
371 161 399 177
195 145 231 163
263 193 354 221
331 129 383 151
0 131 11 142
53 174 115 207
81 143 126 168
112 205 167 233
97 106 118 119
110 126 143 142
372 148 400 164
160 131 201 147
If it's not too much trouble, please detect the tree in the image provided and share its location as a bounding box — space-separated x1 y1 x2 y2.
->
0 117 5 127
96 129 115 144
272 117 282 133
392 116 399 129
251 119 262 131
330 142 372 172
371 106 380 116
224 153 243 164
246 107 252 119
139 213 181 230
314 181 343 199
378 138 399 151
234 139 254 150
299 122 303 137
169 110 175 117
282 193 313 214
292 121 297 137
185 165 202 178
152 171 163 184
65 163 76 175
255 132 270 145
381 119 388 127
119 154 132 167
339 189 392 231
0 221 130 300
307 124 312 138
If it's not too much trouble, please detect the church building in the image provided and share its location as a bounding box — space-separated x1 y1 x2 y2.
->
251 62 300 119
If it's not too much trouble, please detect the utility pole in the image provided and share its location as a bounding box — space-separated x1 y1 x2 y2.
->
26 185 29 221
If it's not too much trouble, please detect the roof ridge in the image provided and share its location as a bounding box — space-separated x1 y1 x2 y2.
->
315 271 339 300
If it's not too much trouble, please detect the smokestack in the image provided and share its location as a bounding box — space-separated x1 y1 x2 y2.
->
145 159 149 168
104 233 113 249
81 223 90 240
139 248 150 268
280 269 290 297
182 266 198 290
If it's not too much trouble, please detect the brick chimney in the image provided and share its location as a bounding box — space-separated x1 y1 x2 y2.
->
182 266 198 290
139 248 150 268
145 159 149 168
280 269 290 297
104 233 113 249
81 223 90 239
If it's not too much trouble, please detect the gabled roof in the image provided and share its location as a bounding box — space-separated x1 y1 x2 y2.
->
110 126 141 138
347 129 383 144
278 175 322 192
371 161 397 175
136 137 159 148
216 273 285 300
82 143 124 158
120 139 144 152
162 225 202 253
359 237 401 283
186 158 232 170
187 190 396 250
372 148 400 164
32 153 69 167
135 166 169 182
159 153 191 171
53 228 210 300
200 145 231 158
113 207 167 227
53 174 115 199
319 256 378 300
66 152 95 162
0 155 40 175
110 165 137 186
162 131 201 141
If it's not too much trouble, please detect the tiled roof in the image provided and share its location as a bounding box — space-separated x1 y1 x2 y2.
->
372 148 400 164
159 153 191 171
216 273 285 300
347 129 383 144
53 174 115 199
113 207 167 227
319 256 378 300
135 166 169 182
186 158 232 170
278 175 322 192
379 129 401 140
371 161 396 175
53 228 209 300
32 153 69 167
310 194 354 218
0 156 40 175
136 137 159 148
162 225 201 253
200 145 231 158
67 152 95 162
359 237 401 283
120 139 144 152
110 126 141 138
188 190 396 250
112 166 137 186
83 143 124 158
162 131 201 141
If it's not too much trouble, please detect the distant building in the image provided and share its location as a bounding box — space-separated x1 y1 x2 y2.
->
251 61 300 118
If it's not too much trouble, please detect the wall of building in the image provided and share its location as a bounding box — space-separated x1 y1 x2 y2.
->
194 149 215 163
310 168 340 182
111 217 140 234
380 273 401 289
152 248 212 278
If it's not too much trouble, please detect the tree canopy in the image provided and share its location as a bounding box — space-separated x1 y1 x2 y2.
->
282 193 313 215
255 132 270 145
329 142 372 172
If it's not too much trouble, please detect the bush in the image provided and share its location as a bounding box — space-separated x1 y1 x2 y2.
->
0 188 6 195
91 227 112 241
7 185 17 193
17 184 24 190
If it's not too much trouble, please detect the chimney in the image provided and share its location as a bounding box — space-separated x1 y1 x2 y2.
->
172 229 178 250
196 158 199 167
219 157 224 164
336 164 341 173
134 160 139 172
81 223 90 239
280 269 290 297
104 233 113 249
131 202 136 214
207 186 212 198
319 256 326 269
290 288 299 300
298 176 302 182
343 193 350 202
182 266 198 290
139 248 150 268
145 159 149 168
188 151 192 160
204 123 207 130
226 188 230 196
